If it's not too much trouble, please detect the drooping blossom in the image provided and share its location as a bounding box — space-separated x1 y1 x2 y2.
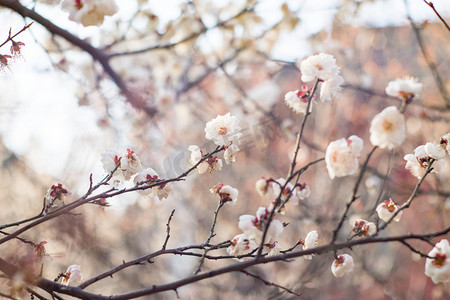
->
284 87 313 114
376 198 402 222
404 145 446 179
188 145 209 174
61 0 118 27
10 41 25 61
224 143 239 164
385 76 422 102
352 219 376 237
238 207 283 242
325 135 364 179
296 183 311 200
425 239 450 284
133 167 171 201
227 233 258 258
369 106 406 150
0 54 12 72
302 230 318 260
211 184 238 205
205 113 241 146
44 183 70 211
320 75 344 102
331 254 354 278
255 177 272 199
61 265 82 286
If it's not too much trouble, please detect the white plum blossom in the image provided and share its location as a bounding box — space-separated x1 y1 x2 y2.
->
325 135 364 179
188 145 223 174
101 149 121 174
385 76 422 102
296 183 311 200
44 183 71 211
188 145 209 174
376 199 402 222
272 178 299 205
227 233 258 258
365 176 382 195
120 149 143 180
284 87 311 114
352 219 376 237
424 142 446 160
205 113 241 146
239 207 283 242
320 75 344 102
331 254 354 278
61 0 118 27
133 168 171 201
298 53 344 102
61 265 82 286
211 184 238 205
440 133 450 154
267 241 282 257
255 177 272 199
404 145 446 179
425 239 450 284
299 53 340 82
224 143 239 164
369 106 406 150
303 230 318 260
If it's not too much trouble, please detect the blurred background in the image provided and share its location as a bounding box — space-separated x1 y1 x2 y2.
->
0 0 449 299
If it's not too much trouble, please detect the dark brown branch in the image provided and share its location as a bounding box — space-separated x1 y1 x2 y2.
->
240 269 300 296
162 210 175 251
422 1 450 31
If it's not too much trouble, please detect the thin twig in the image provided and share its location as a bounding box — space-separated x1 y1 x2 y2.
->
162 210 175 250
422 0 450 31
240 269 300 296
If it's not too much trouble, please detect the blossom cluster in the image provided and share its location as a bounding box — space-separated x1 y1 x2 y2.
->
404 133 449 179
101 149 171 201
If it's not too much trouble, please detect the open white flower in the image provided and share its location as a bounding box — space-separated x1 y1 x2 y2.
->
284 87 311 114
205 113 241 146
227 233 258 258
325 135 364 179
61 265 82 286
320 75 344 102
224 143 239 164
425 239 450 284
121 149 143 180
299 53 340 82
296 183 311 200
101 150 121 174
188 145 209 174
239 207 283 243
385 76 422 102
331 254 354 278
404 145 446 179
369 106 406 150
303 230 318 260
424 142 446 160
376 199 402 222
272 178 299 205
61 0 118 27
211 184 238 205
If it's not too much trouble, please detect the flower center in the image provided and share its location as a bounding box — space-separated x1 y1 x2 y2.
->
432 253 446 267
382 120 393 131
218 126 228 135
